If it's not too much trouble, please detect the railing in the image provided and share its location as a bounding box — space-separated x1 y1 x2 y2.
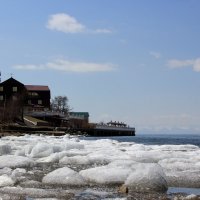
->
95 124 135 131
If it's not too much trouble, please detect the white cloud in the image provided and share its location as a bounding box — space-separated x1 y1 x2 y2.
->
13 65 44 70
94 29 112 34
46 13 112 34
167 57 200 72
13 59 116 73
193 58 200 72
46 13 85 33
150 51 161 59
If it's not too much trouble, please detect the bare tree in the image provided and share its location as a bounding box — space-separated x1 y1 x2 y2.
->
51 96 70 115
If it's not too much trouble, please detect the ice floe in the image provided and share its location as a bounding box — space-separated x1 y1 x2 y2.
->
42 167 86 186
0 175 15 187
80 165 132 185
0 134 199 198
0 155 33 169
125 163 168 192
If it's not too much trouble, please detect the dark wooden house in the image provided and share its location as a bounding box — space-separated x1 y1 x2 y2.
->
0 78 27 121
0 77 51 121
25 85 50 112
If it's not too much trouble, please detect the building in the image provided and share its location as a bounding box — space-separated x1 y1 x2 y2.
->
69 112 89 128
25 85 50 112
0 77 50 121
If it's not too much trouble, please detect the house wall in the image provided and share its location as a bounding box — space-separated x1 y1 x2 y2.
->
25 90 51 109
0 78 26 107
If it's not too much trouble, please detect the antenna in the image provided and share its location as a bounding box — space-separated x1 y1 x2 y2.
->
0 71 1 83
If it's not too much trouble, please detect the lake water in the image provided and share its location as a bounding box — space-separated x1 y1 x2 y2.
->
83 133 200 147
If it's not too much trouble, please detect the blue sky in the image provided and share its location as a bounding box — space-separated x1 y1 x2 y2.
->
0 0 200 133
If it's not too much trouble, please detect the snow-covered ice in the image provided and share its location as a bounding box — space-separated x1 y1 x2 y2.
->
0 134 199 198
0 175 15 187
42 167 86 186
125 163 168 192
0 155 33 169
80 165 132 185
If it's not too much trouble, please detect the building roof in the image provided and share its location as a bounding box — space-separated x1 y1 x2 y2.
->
69 112 89 118
0 77 24 86
25 85 50 91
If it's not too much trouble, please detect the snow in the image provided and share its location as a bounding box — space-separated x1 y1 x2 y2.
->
42 167 86 186
0 134 199 196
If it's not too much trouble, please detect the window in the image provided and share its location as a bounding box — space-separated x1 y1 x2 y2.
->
28 92 38 96
28 100 31 105
0 86 3 91
0 95 3 101
38 100 42 105
13 87 17 92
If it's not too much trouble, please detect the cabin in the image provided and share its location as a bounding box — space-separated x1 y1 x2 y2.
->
0 77 51 121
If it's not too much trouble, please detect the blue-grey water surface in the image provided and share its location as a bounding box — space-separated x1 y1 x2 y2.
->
83 134 200 147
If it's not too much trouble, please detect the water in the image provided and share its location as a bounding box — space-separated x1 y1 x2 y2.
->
83 133 200 147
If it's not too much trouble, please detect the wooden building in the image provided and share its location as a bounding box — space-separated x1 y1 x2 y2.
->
25 85 50 112
69 112 89 128
0 77 50 121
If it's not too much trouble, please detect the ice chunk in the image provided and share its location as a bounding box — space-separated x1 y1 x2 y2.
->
63 149 89 157
80 165 131 185
15 149 25 156
165 171 200 188
20 180 42 188
42 167 86 186
64 142 84 150
159 158 200 172
0 144 11 155
76 189 114 199
0 175 15 187
0 167 12 176
30 143 54 158
125 163 168 192
60 155 91 165
36 151 68 163
0 186 74 198
24 144 34 155
11 168 26 181
36 153 60 163
0 155 33 169
184 194 198 200
108 160 137 168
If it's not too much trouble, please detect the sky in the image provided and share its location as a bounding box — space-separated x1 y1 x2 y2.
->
0 0 200 133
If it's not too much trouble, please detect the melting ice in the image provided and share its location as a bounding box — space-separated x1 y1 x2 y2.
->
0 134 199 199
